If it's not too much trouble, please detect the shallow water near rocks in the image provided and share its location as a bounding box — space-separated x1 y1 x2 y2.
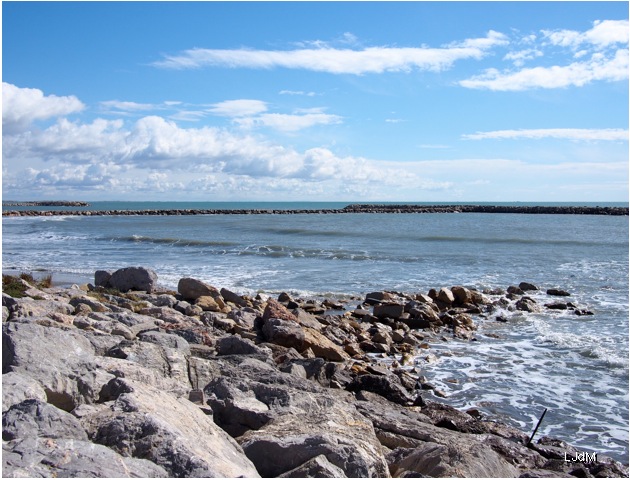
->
2 202 628 462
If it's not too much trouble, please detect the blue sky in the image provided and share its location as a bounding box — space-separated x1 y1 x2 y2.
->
2 1 628 201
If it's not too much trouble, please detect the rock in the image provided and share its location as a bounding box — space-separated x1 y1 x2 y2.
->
177 277 220 301
515 297 542 313
263 298 298 322
302 328 350 362
85 379 260 478
413 293 433 304
108 267 158 293
519 282 539 291
545 302 568 310
2 372 48 413
239 409 388 478
94 270 112 288
547 288 571 297
347 374 414 405
3 399 88 441
437 287 455 305
507 285 525 295
387 441 519 478
373 303 405 319
365 291 395 305
451 286 473 305
216 335 271 356
3 436 169 477
263 317 306 348
195 295 222 312
220 287 248 307
278 454 347 478
3 322 110 411
293 309 323 331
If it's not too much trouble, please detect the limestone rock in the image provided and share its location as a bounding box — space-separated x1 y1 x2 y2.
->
85 379 260 478
2 372 48 413
278 454 347 478
3 399 88 441
94 270 113 288
2 436 169 477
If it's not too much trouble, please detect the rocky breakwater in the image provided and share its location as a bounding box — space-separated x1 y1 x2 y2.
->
2 268 627 478
4 204 628 217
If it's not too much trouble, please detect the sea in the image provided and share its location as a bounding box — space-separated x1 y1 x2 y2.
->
2 201 628 463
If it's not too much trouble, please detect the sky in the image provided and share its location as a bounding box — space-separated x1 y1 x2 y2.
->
2 1 629 202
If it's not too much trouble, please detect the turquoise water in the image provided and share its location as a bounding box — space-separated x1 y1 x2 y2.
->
2 203 628 461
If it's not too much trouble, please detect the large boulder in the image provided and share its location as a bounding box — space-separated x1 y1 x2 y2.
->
84 379 260 478
3 322 112 411
2 399 88 441
3 436 169 477
108 267 158 293
2 372 47 413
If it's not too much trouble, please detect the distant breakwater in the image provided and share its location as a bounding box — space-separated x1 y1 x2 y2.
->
3 204 628 217
2 201 90 207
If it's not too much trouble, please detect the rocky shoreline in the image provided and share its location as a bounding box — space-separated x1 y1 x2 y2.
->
2 267 627 478
3 204 628 217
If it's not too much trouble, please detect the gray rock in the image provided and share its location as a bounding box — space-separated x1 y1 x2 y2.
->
515 297 542 313
94 270 113 288
220 287 248 307
3 436 169 477
178 277 219 301
138 330 191 354
2 372 47 412
373 303 405 319
215 335 271 356
547 288 571 297
278 454 347 478
3 322 111 411
11 297 75 319
108 267 158 293
348 374 415 405
263 317 305 348
519 282 539 292
86 379 260 478
3 399 88 441
437 287 455 305
387 441 519 478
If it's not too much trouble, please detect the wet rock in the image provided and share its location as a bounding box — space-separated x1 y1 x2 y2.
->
507 285 525 295
515 297 542 313
547 288 571 297
108 267 158 293
519 282 539 292
545 302 568 310
451 286 473 305
437 287 455 305
365 291 395 305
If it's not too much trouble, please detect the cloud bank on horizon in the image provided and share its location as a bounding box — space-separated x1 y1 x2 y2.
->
2 4 628 202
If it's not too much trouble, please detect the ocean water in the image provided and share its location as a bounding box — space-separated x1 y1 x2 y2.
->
2 202 628 462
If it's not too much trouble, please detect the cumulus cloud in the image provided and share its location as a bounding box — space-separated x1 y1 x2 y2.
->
152 31 508 74
2 82 85 132
463 128 629 141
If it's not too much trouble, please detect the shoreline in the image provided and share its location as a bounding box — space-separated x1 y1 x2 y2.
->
3 203 629 217
3 267 627 477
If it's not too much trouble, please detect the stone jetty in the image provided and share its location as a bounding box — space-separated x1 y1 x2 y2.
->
3 204 628 217
3 269 627 477
2 201 90 208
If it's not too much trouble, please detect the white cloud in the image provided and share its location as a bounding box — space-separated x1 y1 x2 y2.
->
153 31 509 74
279 90 317 97
2 82 84 132
503 48 543 67
101 100 156 112
460 48 628 90
542 19 629 49
463 128 629 141
207 99 268 117
234 112 342 132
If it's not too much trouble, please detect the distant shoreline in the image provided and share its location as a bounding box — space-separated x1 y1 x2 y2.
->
3 204 628 216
